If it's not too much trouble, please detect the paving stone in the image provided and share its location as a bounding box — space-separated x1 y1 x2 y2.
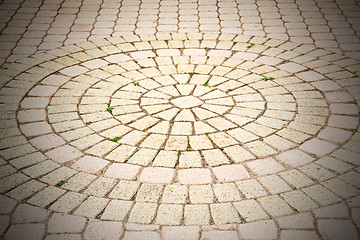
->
212 164 250 182
136 183 163 203
84 220 123 240
49 192 87 213
315 156 353 174
282 173 316 193
40 166 76 185
48 213 87 233
139 167 175 184
279 230 320 240
109 181 140 200
104 163 141 180
162 226 200 240
233 199 269 222
71 156 109 174
0 215 9 236
246 158 285 175
318 220 358 240
277 212 315 229
45 145 83 164
189 185 214 203
235 179 267 199
73 196 109 218
313 202 349 218
101 200 133 221
178 151 202 168
4 223 45 240
299 138 337 156
322 178 359 199
302 185 341 206
299 163 336 182
20 122 52 137
238 220 277 240
178 168 212 184
210 203 240 224
281 190 318 212
45 234 82 240
258 175 292 194
201 230 239 240
162 185 187 204
62 172 97 192
0 195 17 214
127 202 157 224
123 231 161 240
213 183 242 202
258 196 294 217
155 204 183 225
13 204 48 223
27 186 66 208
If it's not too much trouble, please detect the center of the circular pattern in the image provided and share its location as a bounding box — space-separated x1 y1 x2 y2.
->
170 96 203 109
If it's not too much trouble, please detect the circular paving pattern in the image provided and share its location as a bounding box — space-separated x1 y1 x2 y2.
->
0 33 359 226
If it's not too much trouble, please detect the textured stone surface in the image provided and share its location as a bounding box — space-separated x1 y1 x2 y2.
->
0 2 359 238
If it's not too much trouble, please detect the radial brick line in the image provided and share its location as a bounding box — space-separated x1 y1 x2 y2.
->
0 33 359 240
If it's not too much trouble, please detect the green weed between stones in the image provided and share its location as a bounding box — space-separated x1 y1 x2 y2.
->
134 82 140 86
55 180 66 187
106 107 113 113
262 77 274 81
105 136 121 142
202 83 210 87
240 216 248 223
177 151 182 156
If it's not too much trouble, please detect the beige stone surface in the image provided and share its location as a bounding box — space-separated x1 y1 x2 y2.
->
0 3 360 236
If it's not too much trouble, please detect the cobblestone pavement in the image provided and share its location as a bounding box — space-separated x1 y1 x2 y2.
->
0 1 360 240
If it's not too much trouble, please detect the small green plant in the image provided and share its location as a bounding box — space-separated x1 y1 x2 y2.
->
105 136 121 142
177 151 182 156
134 82 140 86
262 77 274 81
55 180 66 187
86 121 92 125
229 159 234 164
202 83 210 87
69 128 75 131
186 148 193 151
96 87 101 89
269 65 275 67
240 216 248 224
247 45 252 48
106 107 113 113
171 96 179 99
204 47 209 50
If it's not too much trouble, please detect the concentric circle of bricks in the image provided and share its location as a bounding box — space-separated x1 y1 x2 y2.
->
1 33 360 226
